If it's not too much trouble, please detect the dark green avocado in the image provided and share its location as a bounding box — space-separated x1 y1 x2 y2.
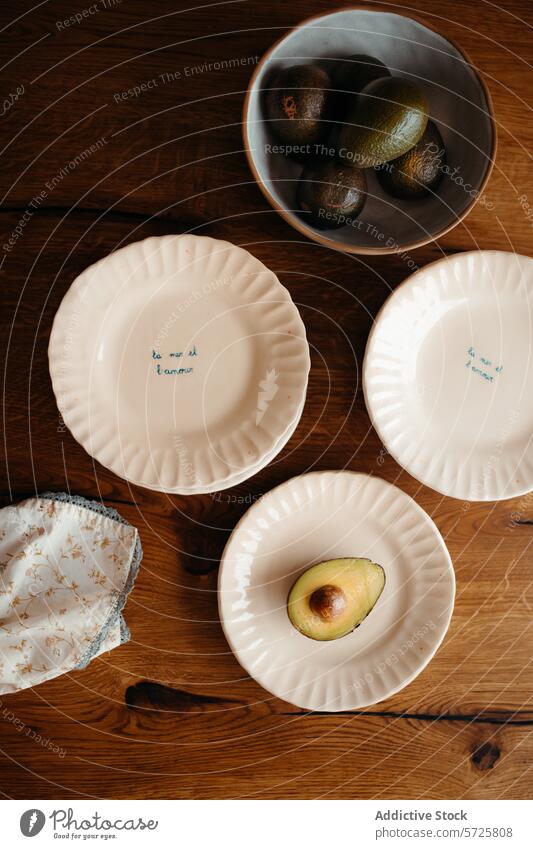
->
376 121 446 199
338 76 428 169
265 64 331 146
333 54 390 112
298 159 367 229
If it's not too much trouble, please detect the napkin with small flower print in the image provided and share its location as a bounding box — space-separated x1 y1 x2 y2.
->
0 492 142 694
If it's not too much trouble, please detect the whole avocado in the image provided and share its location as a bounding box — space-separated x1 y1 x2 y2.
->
338 76 428 169
266 64 331 147
333 54 390 112
376 121 446 199
298 159 367 229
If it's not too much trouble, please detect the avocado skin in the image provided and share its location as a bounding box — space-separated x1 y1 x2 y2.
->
266 64 331 146
298 160 367 229
333 54 390 112
338 76 428 169
376 121 446 199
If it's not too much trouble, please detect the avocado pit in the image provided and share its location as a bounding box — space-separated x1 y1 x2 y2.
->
309 584 347 620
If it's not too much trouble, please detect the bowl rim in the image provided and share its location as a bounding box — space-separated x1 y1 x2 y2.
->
242 4 497 256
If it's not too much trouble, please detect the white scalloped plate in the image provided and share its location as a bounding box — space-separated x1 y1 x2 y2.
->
219 471 454 711
364 251 533 501
49 236 310 493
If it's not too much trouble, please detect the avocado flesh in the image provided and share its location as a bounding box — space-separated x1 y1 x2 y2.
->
377 120 446 199
266 64 331 146
339 77 428 169
298 159 367 229
288 557 385 641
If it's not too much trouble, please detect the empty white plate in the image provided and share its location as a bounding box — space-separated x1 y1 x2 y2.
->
364 251 533 501
219 471 455 711
49 235 310 494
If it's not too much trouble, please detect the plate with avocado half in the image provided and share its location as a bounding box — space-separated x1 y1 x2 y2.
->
219 471 454 711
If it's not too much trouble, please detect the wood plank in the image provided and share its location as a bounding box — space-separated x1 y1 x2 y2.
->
0 487 531 720
0 702 531 799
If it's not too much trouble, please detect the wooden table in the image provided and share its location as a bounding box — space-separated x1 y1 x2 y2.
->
1 0 531 800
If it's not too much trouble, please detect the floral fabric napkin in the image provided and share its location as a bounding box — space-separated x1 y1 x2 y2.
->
0 493 142 694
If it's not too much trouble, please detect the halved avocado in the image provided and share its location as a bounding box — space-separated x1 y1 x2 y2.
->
338 76 428 169
287 557 385 641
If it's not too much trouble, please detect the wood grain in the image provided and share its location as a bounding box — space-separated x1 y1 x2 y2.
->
0 0 532 799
